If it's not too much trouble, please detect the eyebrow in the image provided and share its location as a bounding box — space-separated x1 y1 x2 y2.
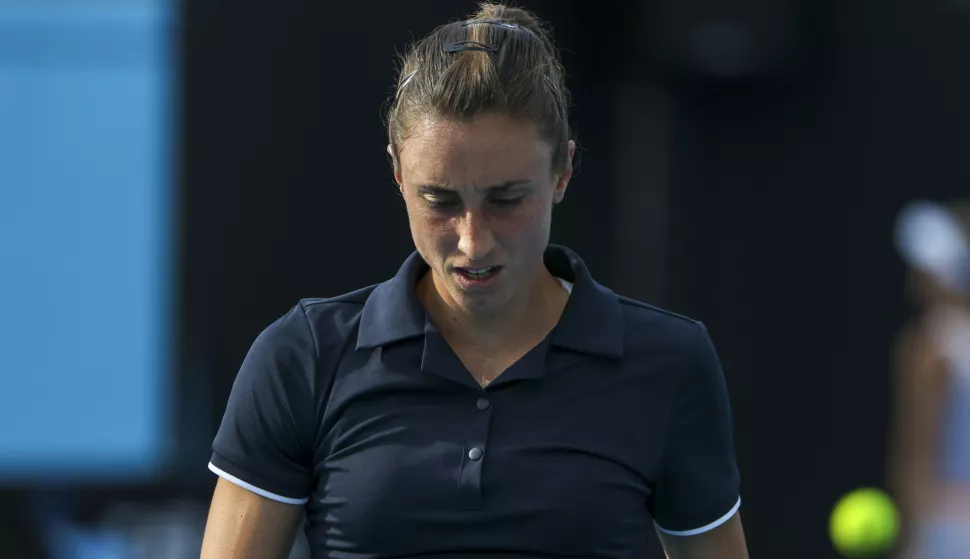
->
416 180 532 195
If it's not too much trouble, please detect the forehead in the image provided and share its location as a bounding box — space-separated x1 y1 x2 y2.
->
398 113 552 187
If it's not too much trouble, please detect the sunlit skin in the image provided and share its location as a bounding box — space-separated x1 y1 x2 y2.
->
390 113 574 348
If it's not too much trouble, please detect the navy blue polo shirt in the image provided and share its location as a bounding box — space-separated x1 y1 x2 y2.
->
210 244 741 558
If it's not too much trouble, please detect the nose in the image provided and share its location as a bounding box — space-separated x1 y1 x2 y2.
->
456 209 495 261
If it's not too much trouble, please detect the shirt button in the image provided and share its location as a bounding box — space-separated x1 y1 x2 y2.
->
476 398 490 411
468 447 483 461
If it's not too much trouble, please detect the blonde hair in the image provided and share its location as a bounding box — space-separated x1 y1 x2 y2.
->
387 3 571 171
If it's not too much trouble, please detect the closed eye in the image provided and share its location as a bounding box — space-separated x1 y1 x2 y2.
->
426 198 459 211
423 195 525 212
490 197 524 208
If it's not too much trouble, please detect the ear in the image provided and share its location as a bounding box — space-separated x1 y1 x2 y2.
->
387 144 404 192
552 140 575 204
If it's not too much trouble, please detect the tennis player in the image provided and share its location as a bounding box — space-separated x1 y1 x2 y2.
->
890 200 970 559
201 4 748 558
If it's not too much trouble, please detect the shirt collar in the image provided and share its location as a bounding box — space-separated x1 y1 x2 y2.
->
356 251 428 350
544 245 624 357
356 244 624 358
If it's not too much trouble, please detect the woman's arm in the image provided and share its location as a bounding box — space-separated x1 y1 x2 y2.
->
201 478 304 559
887 323 948 553
656 512 749 559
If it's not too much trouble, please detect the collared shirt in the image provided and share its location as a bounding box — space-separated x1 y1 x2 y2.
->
210 244 741 559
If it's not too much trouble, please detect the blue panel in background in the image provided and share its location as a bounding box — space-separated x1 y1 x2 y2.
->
0 2 176 482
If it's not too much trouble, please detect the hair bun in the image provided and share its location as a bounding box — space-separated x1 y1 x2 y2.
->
473 3 544 36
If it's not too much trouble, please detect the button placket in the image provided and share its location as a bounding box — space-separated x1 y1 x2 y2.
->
458 395 493 508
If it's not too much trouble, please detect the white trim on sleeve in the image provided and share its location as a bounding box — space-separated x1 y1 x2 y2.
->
208 462 309 505
655 496 741 537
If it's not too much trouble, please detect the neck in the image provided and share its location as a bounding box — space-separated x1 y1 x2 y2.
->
419 267 567 349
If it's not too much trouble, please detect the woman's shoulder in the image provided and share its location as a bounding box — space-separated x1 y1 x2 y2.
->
604 295 725 385
299 284 379 324
254 285 383 357
615 295 707 348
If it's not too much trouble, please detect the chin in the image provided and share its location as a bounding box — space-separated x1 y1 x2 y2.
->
450 286 508 314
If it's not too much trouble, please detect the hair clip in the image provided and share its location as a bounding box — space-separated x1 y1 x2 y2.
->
395 68 418 100
461 19 518 30
542 76 557 93
443 40 498 54
400 69 418 88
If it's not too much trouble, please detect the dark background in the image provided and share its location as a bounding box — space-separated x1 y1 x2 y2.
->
185 1 970 556
4 0 970 557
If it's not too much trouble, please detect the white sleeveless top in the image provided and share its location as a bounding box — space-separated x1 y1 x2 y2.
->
928 306 970 483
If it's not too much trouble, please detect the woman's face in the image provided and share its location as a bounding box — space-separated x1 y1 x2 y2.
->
392 112 574 317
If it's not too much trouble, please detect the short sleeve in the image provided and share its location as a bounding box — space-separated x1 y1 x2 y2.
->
649 322 741 536
209 303 317 505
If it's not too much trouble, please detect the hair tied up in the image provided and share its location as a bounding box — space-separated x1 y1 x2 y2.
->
387 3 573 171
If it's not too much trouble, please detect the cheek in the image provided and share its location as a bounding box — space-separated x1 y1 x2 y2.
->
496 201 552 244
524 195 554 228
406 205 456 246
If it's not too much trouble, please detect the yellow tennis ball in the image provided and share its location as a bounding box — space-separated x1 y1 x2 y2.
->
829 488 900 558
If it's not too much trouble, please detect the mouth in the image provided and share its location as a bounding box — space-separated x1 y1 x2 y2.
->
453 265 503 287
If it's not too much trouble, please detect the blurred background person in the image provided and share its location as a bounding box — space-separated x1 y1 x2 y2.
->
889 200 970 559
